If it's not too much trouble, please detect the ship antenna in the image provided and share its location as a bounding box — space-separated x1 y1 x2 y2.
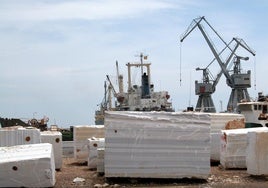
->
254 55 257 90
140 53 143 77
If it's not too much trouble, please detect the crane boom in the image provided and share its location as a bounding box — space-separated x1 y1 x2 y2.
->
212 39 240 88
180 16 233 83
116 60 120 82
180 17 256 88
106 75 117 97
116 61 124 93
180 16 256 112
210 37 255 89
233 37 256 56
180 16 204 42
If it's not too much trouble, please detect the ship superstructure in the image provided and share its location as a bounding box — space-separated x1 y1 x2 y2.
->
95 53 173 125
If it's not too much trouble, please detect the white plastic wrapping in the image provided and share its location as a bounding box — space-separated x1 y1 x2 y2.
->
0 143 55 187
247 128 268 175
88 137 105 169
73 125 105 163
104 111 211 179
41 131 62 170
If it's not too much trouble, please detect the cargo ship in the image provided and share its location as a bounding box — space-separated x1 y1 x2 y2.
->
95 53 174 125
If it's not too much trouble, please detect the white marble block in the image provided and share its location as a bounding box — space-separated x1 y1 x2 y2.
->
73 125 105 163
220 127 268 169
220 128 248 169
97 148 105 174
41 131 62 170
104 111 211 179
62 141 74 157
0 143 56 187
247 129 268 175
0 127 41 147
210 113 245 161
88 137 105 169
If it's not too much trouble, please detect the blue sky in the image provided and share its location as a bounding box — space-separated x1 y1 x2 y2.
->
0 0 267 128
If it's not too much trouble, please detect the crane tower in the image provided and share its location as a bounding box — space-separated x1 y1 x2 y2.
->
180 16 256 112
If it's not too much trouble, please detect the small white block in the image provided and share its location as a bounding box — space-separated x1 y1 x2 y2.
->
0 143 56 187
41 131 63 170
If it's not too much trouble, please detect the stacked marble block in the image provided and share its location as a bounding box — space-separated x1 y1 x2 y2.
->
247 129 268 175
0 127 41 146
0 143 56 187
62 141 74 157
220 128 249 169
73 125 105 163
40 131 62 170
97 148 105 174
0 127 56 187
209 113 245 162
88 137 105 169
104 111 211 179
220 127 268 169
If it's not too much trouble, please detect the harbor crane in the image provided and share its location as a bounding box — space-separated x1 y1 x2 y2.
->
180 16 256 112
193 38 241 112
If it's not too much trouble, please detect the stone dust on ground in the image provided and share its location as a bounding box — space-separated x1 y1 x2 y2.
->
54 157 268 188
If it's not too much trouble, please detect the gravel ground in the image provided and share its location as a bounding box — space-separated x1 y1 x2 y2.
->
54 158 268 188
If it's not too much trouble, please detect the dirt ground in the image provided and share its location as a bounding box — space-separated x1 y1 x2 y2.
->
54 158 268 188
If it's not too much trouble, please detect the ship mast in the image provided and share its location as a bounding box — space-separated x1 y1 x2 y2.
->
140 53 144 84
126 53 151 95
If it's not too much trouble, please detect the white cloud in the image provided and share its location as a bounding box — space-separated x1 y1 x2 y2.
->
0 0 178 22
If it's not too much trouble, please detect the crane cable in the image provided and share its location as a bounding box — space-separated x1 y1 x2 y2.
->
179 42 182 86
